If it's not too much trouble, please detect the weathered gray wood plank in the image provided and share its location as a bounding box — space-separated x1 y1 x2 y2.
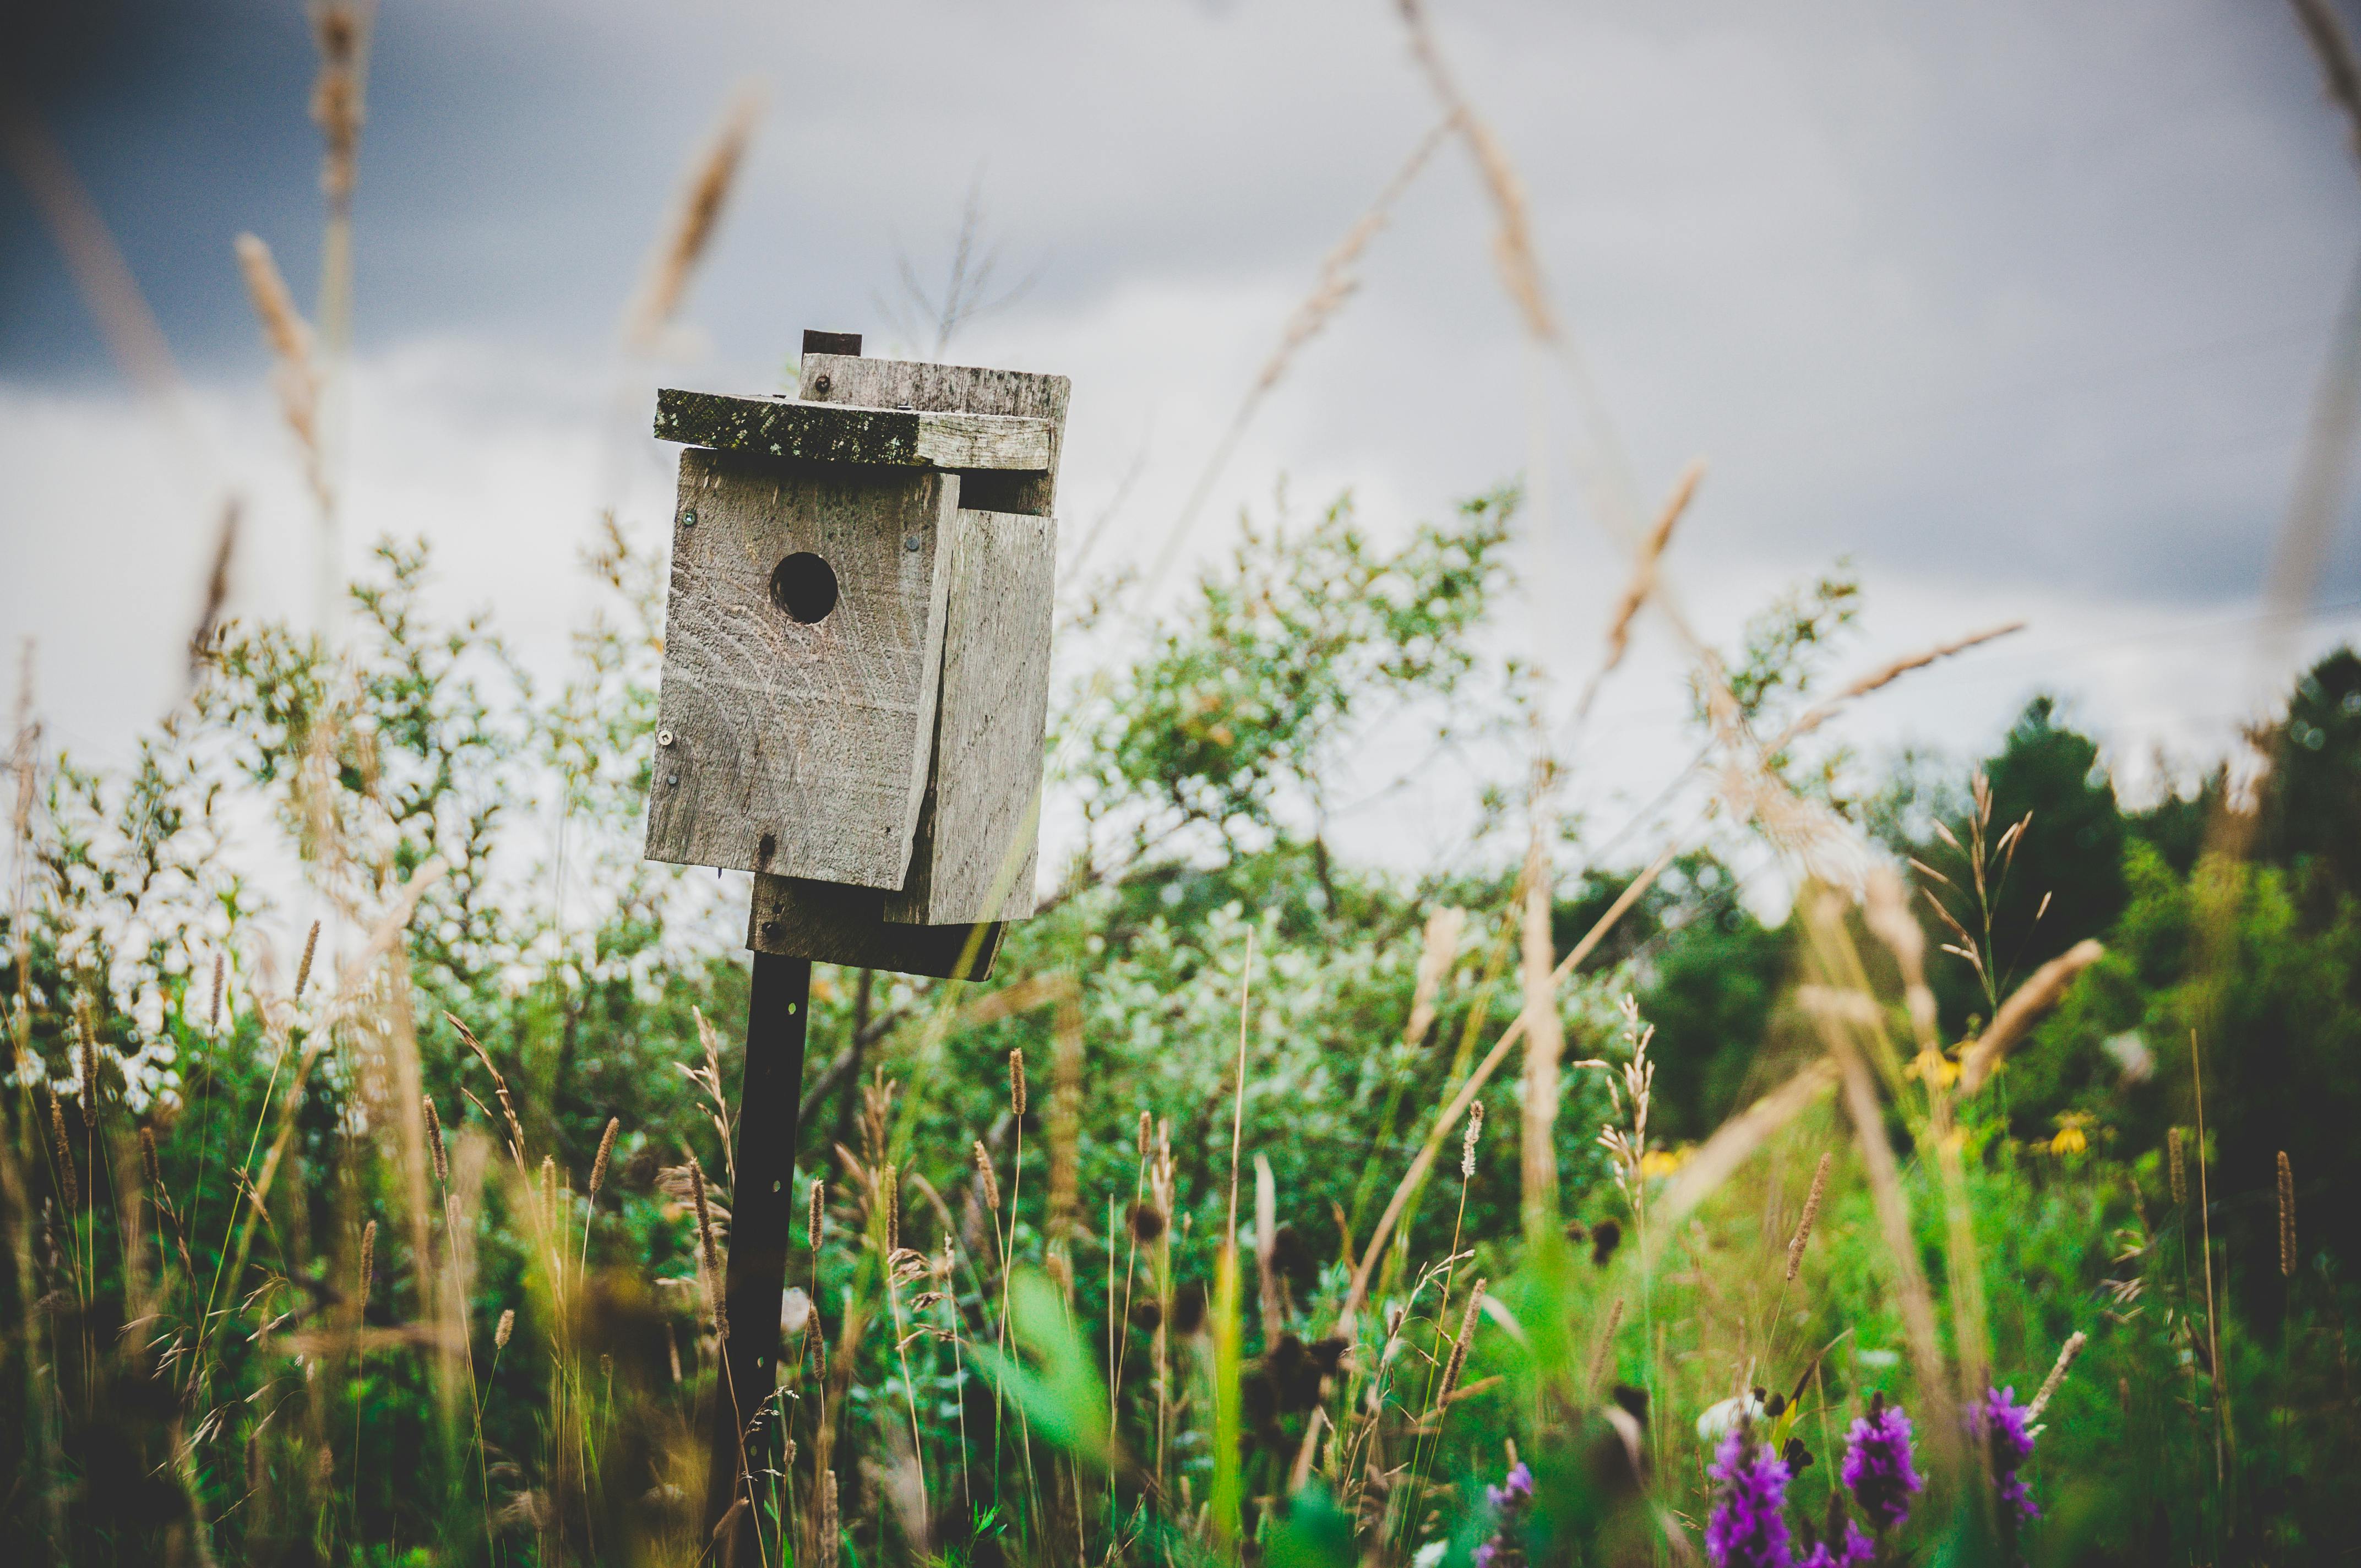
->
800 355 1070 516
654 390 1052 471
643 448 956 885
747 873 1003 980
884 507 1055 924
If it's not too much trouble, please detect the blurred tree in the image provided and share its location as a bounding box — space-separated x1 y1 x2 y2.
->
1981 696 2128 966
1550 853 1788 1140
1908 696 2127 1031
2254 647 2361 902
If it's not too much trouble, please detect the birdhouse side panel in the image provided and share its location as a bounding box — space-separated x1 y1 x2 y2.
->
644 449 956 886
885 507 1056 925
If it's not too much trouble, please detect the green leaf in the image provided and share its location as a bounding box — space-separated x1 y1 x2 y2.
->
1264 1482 1355 1568
968 1269 1113 1469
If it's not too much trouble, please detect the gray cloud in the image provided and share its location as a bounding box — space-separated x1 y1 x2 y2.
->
7 0 2361 782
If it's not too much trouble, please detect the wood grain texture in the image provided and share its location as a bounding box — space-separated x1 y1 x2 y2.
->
747 873 1003 980
654 390 1052 471
885 507 1056 924
644 448 956 885
800 354 1070 516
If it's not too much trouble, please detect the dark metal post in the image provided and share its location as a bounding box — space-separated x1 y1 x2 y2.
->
703 951 812 1565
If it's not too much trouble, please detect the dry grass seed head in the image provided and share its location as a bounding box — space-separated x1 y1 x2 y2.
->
2029 1329 2087 1420
47 1085 77 1212
625 88 760 349
1463 1099 1484 1178
1439 1278 1487 1405
1598 461 1704 676
2168 1126 2186 1205
1008 1048 1026 1118
294 919 320 1000
1787 1152 1831 1282
494 1306 515 1349
423 1095 449 1188
308 2 369 206
2278 1150 2298 1276
688 1155 727 1338
589 1115 620 1201
817 1468 841 1568
75 999 100 1126
356 1218 375 1309
971 1142 1002 1215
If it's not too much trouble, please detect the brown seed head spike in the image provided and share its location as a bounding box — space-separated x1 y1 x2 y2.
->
46 1086 78 1212
1464 1099 1485 1178
589 1117 620 1201
808 1177 826 1246
972 1142 1001 1215
295 919 320 1000
494 1307 515 1349
1008 1048 1026 1118
139 1126 164 1195
688 1155 727 1338
1439 1278 1487 1404
209 952 225 1031
2278 1150 2297 1277
77 997 99 1126
817 1468 842 1568
1787 1152 1831 1282
882 1163 900 1255
2167 1127 2186 1206
357 1219 376 1312
423 1096 449 1188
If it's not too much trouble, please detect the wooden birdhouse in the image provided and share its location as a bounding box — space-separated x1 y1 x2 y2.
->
645 330 1068 979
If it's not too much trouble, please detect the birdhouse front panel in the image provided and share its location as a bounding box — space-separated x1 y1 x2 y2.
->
644 447 959 886
798 352 1068 925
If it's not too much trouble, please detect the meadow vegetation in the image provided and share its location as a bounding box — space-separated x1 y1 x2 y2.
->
6 497 2360 1564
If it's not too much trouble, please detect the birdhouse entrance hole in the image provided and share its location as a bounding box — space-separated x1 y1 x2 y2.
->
768 551 839 624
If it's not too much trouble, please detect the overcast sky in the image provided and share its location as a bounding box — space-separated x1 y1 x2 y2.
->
7 0 2361 875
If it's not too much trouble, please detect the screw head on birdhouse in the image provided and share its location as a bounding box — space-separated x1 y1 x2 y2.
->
643 331 1069 979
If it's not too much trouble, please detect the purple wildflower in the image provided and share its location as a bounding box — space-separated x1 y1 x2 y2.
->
1705 1427 1794 1568
1798 1520 1874 1568
1840 1393 1923 1532
1484 1461 1534 1511
1971 1385 2040 1527
1474 1460 1534 1568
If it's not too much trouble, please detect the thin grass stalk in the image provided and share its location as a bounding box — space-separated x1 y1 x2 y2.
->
1137 119 1449 593
1798 971 1956 1471
1339 841 1680 1336
1347 905 1467 1232
1518 790 1564 1246
1225 927 1256 1250
2190 1030 2229 1486
1210 1242 1244 1555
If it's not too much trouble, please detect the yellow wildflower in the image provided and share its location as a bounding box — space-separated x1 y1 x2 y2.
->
2049 1114 2091 1156
1906 1048 1961 1088
1639 1145 1693 1180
